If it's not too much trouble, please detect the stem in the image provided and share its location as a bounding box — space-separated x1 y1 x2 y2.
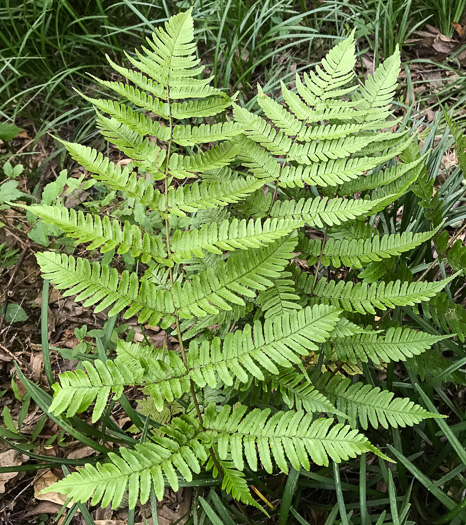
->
161 88 227 497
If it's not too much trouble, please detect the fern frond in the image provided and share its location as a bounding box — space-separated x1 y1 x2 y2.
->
43 413 209 507
204 404 390 473
336 152 425 196
173 235 297 319
301 227 439 268
296 32 356 103
96 114 166 180
270 195 388 227
312 274 458 314
173 122 245 146
256 273 301 318
212 460 262 510
281 82 382 123
91 75 170 117
236 105 395 162
57 140 162 207
36 252 174 327
27 205 167 264
418 293 466 343
267 370 339 415
155 177 265 217
354 46 400 120
237 134 411 187
115 339 166 366
187 305 340 385
315 374 440 429
168 141 240 178
81 94 171 141
170 218 303 262
171 97 233 119
50 349 188 420
328 326 451 363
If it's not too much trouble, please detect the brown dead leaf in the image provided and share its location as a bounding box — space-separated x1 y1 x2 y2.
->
34 470 72 507
0 450 25 493
24 501 63 517
67 446 96 460
452 22 465 37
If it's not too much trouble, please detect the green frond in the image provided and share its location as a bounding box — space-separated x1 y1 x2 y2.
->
256 273 301 318
312 274 458 314
354 46 401 120
314 374 440 429
301 227 439 268
328 326 451 364
297 31 356 102
36 252 174 327
369 157 422 203
96 114 166 180
49 349 188 420
171 96 233 119
115 339 166 366
204 404 390 473
234 106 292 155
234 134 280 179
57 140 161 207
328 317 369 339
43 413 209 507
237 134 412 187
266 370 340 415
155 176 265 217
336 151 425 196
173 121 245 146
173 235 298 319
80 94 170 141
187 305 341 385
124 10 205 96
236 105 396 163
91 75 170 118
418 293 466 343
281 82 382 123
270 195 388 227
170 218 303 262
212 460 263 510
287 132 397 165
27 205 168 264
168 141 240 178
353 131 408 157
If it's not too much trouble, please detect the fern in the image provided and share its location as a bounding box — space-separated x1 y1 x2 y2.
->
313 373 440 430
301 227 440 268
30 13 457 513
327 326 451 364
311 274 458 314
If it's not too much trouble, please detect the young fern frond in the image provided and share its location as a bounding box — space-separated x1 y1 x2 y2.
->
49 350 189 420
264 370 340 415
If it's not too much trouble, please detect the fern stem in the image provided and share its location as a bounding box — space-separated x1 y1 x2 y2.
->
160 86 230 504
